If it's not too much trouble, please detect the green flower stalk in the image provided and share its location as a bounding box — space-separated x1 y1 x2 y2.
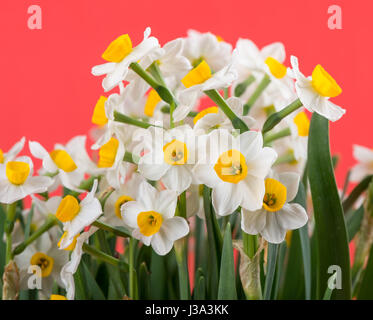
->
114 110 162 129
234 74 255 97
5 202 17 264
243 74 271 115
262 98 303 134
263 127 291 146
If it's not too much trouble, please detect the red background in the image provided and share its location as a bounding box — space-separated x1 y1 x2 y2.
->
0 0 371 186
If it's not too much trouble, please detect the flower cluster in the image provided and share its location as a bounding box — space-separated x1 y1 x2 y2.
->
2 27 360 301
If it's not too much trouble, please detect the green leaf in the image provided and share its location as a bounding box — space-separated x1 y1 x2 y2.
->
357 245 373 299
263 243 278 300
218 223 237 299
346 205 364 242
138 262 151 299
343 175 373 213
308 113 351 299
82 260 106 300
194 276 206 300
322 273 338 300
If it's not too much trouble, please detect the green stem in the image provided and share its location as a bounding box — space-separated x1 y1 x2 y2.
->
204 89 249 133
242 232 258 259
234 74 256 97
161 105 198 118
147 62 166 86
123 151 140 164
114 111 162 129
92 220 131 238
12 215 57 256
128 237 138 299
5 202 17 263
262 98 303 134
130 62 176 105
82 243 129 272
174 238 190 300
243 74 271 115
274 150 296 166
263 127 291 145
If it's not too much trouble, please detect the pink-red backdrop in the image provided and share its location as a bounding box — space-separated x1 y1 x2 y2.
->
0 0 371 186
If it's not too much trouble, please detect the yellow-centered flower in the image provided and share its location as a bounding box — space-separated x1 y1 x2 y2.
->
102 34 133 63
293 112 310 137
58 232 79 251
163 140 188 165
214 149 248 184
6 161 30 185
98 137 119 168
265 57 287 79
137 211 163 237
262 178 287 212
55 195 80 223
50 149 77 173
311 64 342 98
30 252 54 277
144 89 161 117
193 106 219 124
92 96 108 126
181 60 212 88
115 195 134 219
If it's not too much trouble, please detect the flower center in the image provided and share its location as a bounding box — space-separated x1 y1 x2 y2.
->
0 149 4 163
55 195 80 222
50 149 77 173
58 232 79 251
311 64 342 97
115 195 134 219
98 137 119 168
265 57 287 79
262 178 287 212
181 60 212 88
30 252 54 277
6 161 30 185
293 112 310 137
193 106 219 124
102 34 133 63
92 96 108 126
137 211 163 237
144 89 161 117
163 139 188 165
214 149 248 184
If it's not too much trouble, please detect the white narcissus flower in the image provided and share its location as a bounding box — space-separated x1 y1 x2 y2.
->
241 171 308 244
290 55 345 122
193 97 255 134
14 232 69 299
138 125 197 194
0 156 53 204
192 129 277 216
60 227 98 300
29 136 95 192
350 145 373 182
121 181 189 256
173 50 238 122
102 172 145 227
91 27 159 92
0 136 25 164
183 30 232 73
57 179 102 249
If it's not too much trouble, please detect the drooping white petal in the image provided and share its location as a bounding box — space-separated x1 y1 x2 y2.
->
161 165 192 194
241 208 266 235
277 203 308 230
261 213 286 244
278 172 300 203
212 183 242 216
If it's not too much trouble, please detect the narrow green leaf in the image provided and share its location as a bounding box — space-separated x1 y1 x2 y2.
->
343 175 373 213
194 276 206 300
322 273 338 300
308 113 351 299
218 223 237 299
357 245 373 299
81 261 106 300
263 243 278 300
138 262 151 300
346 205 364 242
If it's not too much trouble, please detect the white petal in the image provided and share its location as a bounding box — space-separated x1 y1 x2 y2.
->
138 152 170 181
151 232 173 256
277 203 308 230
238 131 263 160
154 189 178 219
160 216 189 241
161 165 192 194
212 183 242 216
278 172 300 203
261 42 286 63
122 201 146 229
241 208 266 235
353 145 373 163
192 163 220 187
91 62 116 76
6 137 25 161
240 176 265 211
261 213 286 244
